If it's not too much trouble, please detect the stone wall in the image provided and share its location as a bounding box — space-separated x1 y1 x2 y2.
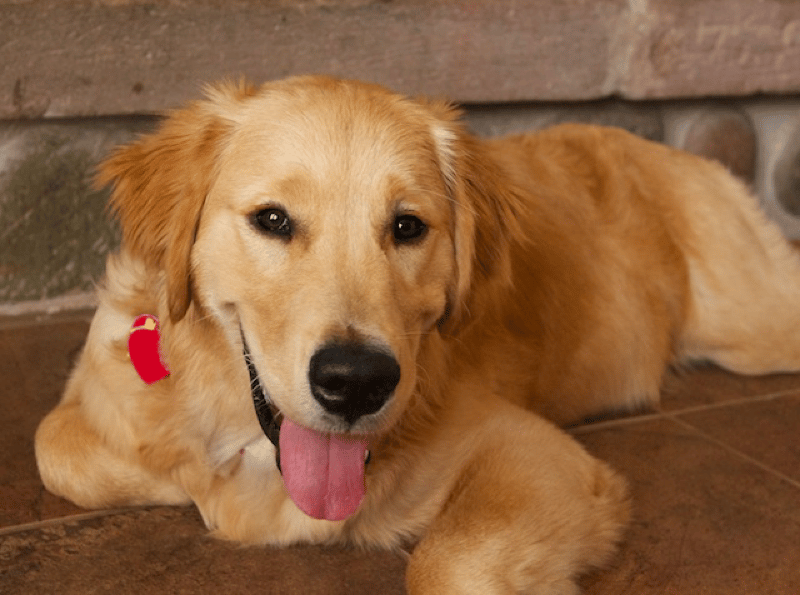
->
4 0 800 115
1 0 800 313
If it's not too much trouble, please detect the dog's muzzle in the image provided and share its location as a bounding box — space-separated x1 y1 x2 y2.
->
242 330 377 473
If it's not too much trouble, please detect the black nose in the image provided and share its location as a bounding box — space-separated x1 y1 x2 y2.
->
309 341 401 424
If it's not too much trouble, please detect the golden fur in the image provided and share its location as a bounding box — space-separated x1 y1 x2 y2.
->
36 76 800 593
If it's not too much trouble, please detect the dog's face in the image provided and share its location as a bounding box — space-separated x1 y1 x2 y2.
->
101 76 512 441
192 80 457 435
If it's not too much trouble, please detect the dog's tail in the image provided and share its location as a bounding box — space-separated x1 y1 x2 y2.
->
677 152 800 375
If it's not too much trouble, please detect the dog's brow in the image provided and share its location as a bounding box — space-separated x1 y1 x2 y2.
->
276 174 310 197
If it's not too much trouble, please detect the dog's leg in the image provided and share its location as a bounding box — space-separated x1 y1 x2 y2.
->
35 265 191 509
35 399 190 509
405 404 629 595
679 166 800 375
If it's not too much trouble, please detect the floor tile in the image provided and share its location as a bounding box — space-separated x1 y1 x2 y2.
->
577 418 800 594
677 394 800 483
0 506 407 595
0 320 89 526
661 364 800 412
737 372 800 399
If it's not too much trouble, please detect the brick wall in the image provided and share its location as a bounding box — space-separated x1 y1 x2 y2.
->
1 0 800 313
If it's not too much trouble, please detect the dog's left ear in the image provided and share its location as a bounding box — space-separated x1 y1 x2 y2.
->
98 82 255 322
426 103 523 334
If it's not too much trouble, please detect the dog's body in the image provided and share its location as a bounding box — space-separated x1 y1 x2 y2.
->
36 77 800 594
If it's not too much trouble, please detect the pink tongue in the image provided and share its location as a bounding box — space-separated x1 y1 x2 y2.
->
279 419 368 521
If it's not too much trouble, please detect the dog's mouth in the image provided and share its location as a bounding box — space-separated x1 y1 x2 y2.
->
243 337 283 455
241 331 370 522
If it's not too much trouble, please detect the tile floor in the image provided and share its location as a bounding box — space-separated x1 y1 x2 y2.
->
0 312 798 594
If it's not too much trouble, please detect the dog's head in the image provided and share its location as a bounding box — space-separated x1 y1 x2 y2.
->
100 76 516 516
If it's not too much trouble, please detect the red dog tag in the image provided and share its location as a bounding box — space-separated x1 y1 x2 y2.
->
128 315 170 384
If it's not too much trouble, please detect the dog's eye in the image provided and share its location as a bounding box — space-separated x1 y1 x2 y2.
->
393 215 427 244
253 208 292 238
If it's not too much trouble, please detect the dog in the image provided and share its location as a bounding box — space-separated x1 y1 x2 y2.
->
35 76 800 594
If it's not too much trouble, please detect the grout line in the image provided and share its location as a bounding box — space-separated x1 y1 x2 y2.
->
661 388 800 416
0 308 96 330
571 388 800 435
567 411 666 434
665 414 800 491
0 293 97 318
0 507 146 537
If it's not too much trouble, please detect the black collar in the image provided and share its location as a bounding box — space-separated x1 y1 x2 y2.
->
242 332 281 454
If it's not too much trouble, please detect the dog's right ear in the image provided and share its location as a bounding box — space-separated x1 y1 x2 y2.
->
97 81 255 322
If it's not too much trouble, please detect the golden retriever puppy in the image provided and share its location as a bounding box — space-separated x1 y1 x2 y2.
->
36 76 800 593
